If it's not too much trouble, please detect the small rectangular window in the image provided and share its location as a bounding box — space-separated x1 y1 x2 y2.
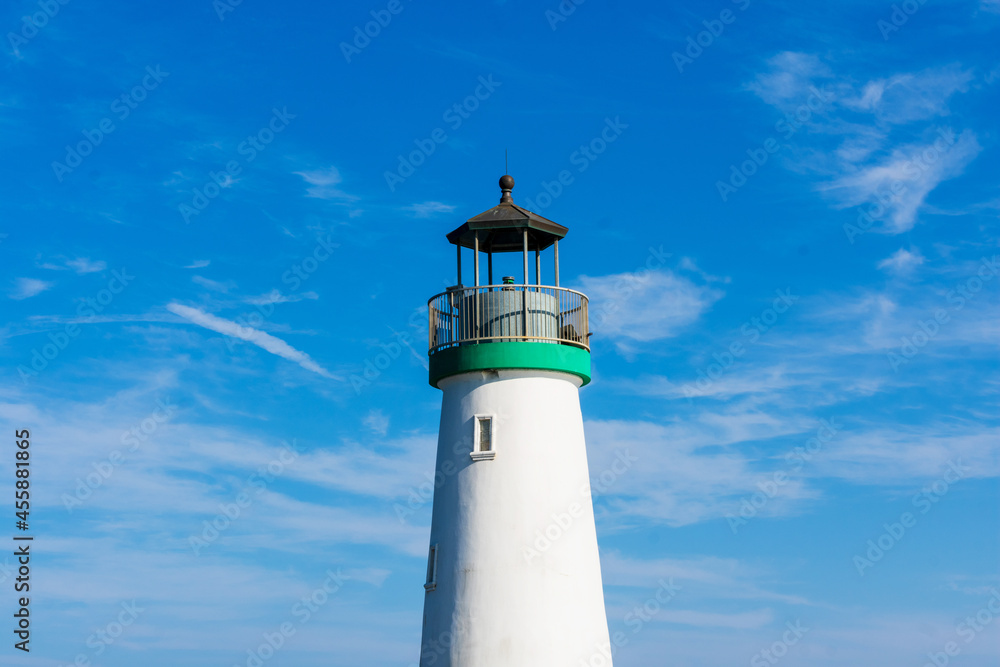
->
424 544 438 592
478 417 492 452
471 415 496 461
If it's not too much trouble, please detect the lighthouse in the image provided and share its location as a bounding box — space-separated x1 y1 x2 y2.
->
418 175 613 666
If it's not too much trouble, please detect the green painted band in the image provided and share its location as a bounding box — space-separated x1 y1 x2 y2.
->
428 342 592 388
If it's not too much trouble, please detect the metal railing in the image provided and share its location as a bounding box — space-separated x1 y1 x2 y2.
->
428 284 589 354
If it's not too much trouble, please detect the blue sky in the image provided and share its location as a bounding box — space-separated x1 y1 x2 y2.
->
1 0 998 665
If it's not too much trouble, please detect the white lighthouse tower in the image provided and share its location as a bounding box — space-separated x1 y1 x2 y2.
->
418 175 613 666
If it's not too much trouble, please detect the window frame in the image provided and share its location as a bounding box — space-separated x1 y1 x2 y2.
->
424 543 438 592
471 414 497 461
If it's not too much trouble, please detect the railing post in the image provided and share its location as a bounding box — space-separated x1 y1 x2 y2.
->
522 230 529 285
522 230 530 341
451 290 459 348
556 287 567 340
522 286 529 341
554 239 560 287
473 234 480 342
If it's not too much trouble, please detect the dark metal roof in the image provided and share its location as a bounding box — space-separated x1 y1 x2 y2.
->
445 175 568 253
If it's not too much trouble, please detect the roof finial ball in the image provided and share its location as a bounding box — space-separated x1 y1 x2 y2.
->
499 174 515 203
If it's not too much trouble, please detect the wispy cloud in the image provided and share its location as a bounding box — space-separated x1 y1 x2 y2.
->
610 365 817 402
184 260 211 269
166 303 339 379
576 269 723 352
745 52 831 109
877 247 924 275
403 201 456 217
246 289 319 305
38 257 107 273
9 277 53 300
66 257 107 274
191 275 236 292
824 129 981 233
585 415 815 527
294 166 358 201
749 56 971 125
363 409 389 436
817 426 1000 484
840 66 973 124
585 413 1000 528
747 55 981 233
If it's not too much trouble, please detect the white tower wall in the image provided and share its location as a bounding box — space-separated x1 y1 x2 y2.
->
419 368 612 666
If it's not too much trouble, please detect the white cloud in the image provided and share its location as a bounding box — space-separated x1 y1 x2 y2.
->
576 270 723 351
841 66 973 124
833 130 885 165
650 608 774 629
363 409 389 436
191 275 235 292
0 378 432 659
9 277 53 300
815 426 1000 484
750 56 970 125
584 414 816 527
39 257 107 273
184 260 210 269
66 257 107 274
583 411 1000 529
277 434 435 503
747 56 981 233
166 303 339 379
745 52 831 109
600 552 810 622
612 364 816 402
403 201 456 217
294 166 358 201
246 289 319 305
877 248 925 275
0 407 407 563
827 129 980 233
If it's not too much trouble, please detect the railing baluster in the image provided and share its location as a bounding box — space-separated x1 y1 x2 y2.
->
522 288 528 341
